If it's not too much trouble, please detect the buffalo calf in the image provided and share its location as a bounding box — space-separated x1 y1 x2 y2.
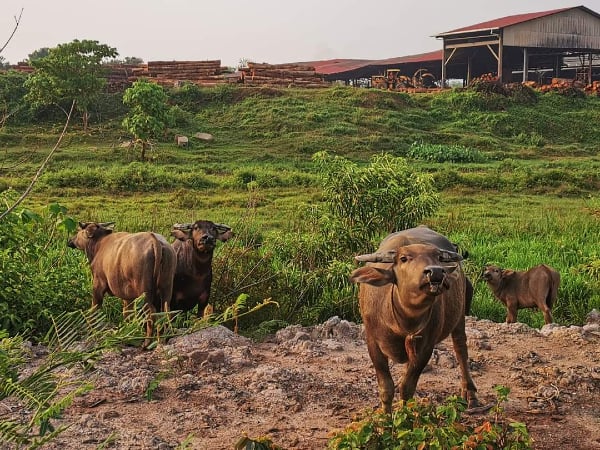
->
482 264 559 325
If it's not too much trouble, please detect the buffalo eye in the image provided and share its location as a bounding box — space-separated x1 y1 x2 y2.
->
399 255 408 263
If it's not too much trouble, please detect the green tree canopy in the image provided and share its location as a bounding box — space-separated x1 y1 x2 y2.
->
27 47 50 62
122 79 172 160
312 151 440 254
0 70 28 125
24 39 117 130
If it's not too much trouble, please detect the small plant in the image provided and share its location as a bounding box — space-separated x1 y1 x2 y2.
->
328 387 532 449
235 434 284 450
145 371 170 401
407 141 488 163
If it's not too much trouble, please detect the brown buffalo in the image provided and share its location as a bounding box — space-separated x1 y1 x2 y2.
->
170 220 232 316
482 264 560 325
68 222 176 348
349 226 480 414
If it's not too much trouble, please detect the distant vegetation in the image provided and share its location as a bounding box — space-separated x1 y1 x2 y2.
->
1 78 599 342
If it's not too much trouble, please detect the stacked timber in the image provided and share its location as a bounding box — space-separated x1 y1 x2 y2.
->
105 64 139 92
240 62 328 87
10 62 34 73
142 60 229 87
584 81 600 95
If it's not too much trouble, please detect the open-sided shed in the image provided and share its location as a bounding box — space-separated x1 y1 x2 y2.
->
434 5 600 85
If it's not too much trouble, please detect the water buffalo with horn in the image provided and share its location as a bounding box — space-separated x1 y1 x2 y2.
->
68 222 177 349
350 225 480 414
170 220 232 316
482 264 560 325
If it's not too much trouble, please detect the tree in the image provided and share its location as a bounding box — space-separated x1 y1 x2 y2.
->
27 47 50 61
24 39 117 131
122 79 172 161
105 56 144 65
0 70 28 126
312 151 440 255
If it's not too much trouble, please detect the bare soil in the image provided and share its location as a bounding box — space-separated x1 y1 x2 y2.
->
3 314 600 450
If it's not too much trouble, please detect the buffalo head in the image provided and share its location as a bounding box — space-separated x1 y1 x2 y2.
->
171 220 232 253
67 222 116 249
350 243 462 298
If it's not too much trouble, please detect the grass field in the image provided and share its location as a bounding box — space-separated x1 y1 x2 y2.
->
1 84 599 336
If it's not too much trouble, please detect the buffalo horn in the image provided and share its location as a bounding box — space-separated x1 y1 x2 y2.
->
98 221 116 228
172 223 194 231
214 223 232 233
355 250 397 263
439 250 463 263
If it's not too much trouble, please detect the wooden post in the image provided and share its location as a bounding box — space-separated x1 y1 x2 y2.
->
441 42 447 88
497 33 503 83
522 48 529 82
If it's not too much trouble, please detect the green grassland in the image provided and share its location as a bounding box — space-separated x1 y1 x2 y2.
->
1 84 599 336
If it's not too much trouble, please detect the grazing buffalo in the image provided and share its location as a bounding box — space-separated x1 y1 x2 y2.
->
482 264 560 325
350 225 480 414
170 220 232 316
68 222 176 348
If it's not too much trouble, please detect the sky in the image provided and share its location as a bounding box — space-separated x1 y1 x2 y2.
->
1 1 598 68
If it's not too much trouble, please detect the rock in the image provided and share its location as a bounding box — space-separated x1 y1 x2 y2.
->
587 309 600 324
175 135 188 147
194 132 214 142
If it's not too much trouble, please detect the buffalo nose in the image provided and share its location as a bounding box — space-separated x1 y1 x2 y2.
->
201 235 216 244
67 238 75 248
424 266 445 283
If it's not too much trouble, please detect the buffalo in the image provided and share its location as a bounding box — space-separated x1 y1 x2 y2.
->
68 222 177 348
482 264 560 325
350 225 480 414
170 220 232 316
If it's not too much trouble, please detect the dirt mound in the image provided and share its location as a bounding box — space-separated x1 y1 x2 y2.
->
2 315 600 449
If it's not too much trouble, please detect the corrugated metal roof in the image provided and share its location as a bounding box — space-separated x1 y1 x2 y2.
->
436 6 582 36
300 50 442 75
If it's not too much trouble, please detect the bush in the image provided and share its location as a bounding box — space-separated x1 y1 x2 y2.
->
0 194 89 338
328 387 532 449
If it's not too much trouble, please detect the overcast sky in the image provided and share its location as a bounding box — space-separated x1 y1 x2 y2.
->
1 1 596 67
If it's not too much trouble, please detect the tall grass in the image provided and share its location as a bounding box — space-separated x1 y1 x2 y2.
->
2 84 600 334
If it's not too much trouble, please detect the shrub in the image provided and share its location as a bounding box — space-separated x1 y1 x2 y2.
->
0 194 89 338
328 387 532 449
407 141 488 163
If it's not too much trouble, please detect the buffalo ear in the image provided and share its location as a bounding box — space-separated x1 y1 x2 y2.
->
79 221 88 229
171 229 191 241
349 267 396 286
502 269 515 278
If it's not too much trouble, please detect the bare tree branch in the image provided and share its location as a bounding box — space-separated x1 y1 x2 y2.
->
0 100 75 221
0 8 24 56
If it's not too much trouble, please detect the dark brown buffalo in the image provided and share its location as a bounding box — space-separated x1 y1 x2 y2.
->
170 220 232 316
349 226 480 414
68 222 176 348
482 264 560 325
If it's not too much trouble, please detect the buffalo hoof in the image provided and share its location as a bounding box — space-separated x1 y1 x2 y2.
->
465 402 494 415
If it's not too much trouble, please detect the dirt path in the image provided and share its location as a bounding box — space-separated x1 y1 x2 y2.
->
2 315 600 449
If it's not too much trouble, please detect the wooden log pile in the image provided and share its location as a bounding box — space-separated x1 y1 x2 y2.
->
584 80 600 95
9 62 34 73
240 62 328 87
105 64 139 92
132 60 231 87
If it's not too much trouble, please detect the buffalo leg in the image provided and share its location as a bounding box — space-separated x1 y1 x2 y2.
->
541 306 553 324
506 301 518 323
142 302 157 350
367 343 395 414
451 326 480 408
399 345 432 405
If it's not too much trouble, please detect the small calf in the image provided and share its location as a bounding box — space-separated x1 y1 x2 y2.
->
482 264 560 325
